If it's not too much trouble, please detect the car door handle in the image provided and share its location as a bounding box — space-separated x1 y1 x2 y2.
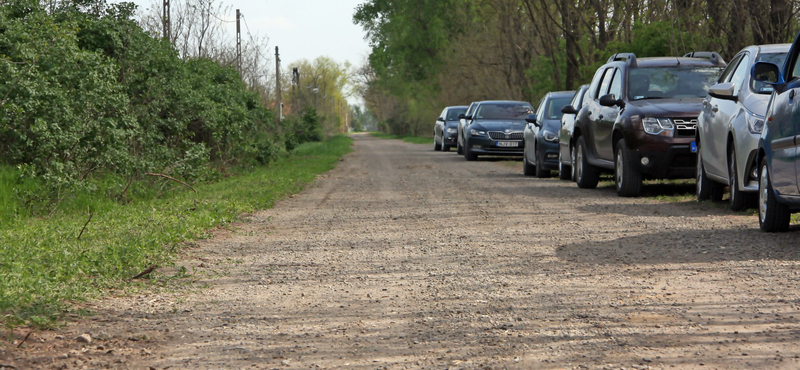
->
711 106 718 112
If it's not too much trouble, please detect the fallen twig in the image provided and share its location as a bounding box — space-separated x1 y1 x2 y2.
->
16 328 33 348
77 210 93 240
131 264 158 279
144 172 197 193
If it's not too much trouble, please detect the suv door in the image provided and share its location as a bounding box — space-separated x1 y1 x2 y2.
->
591 68 615 160
598 68 623 159
769 52 800 195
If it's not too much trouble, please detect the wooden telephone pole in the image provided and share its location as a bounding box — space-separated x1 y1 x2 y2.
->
235 9 241 74
162 0 170 42
275 46 282 128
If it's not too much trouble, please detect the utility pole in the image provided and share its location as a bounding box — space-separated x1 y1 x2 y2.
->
162 0 170 42
292 67 300 113
275 46 282 128
235 9 242 74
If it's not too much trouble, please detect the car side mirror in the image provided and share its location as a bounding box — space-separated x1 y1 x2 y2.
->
561 105 578 114
464 115 473 121
751 61 783 85
525 113 541 127
437 117 445 122
599 94 624 108
458 113 465 119
708 82 737 101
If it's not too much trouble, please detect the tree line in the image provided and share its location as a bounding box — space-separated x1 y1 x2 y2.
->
353 0 800 136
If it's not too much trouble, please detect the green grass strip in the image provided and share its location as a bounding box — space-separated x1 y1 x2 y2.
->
370 132 434 144
0 136 352 328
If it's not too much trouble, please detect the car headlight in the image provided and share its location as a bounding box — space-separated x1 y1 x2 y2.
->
542 130 558 142
642 117 674 136
746 111 765 134
470 128 486 136
446 128 457 134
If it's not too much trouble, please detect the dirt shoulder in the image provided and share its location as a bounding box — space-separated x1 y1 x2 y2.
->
4 133 800 369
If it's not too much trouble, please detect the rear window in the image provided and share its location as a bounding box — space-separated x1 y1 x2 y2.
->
474 103 534 120
752 52 788 94
627 66 723 100
446 108 467 121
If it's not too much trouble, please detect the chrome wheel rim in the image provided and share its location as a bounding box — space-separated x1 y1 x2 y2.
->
759 165 769 223
576 144 583 181
696 151 703 198
615 148 623 189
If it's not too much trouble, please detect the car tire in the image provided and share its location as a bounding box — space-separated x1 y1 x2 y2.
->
457 139 463 155
464 139 477 161
535 144 551 178
442 144 450 152
696 146 724 201
523 145 535 176
614 139 642 197
575 137 599 189
558 150 571 180
434 136 442 151
758 159 791 232
728 149 747 211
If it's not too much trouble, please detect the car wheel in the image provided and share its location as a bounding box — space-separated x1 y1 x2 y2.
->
728 149 747 211
696 146 724 201
434 136 442 151
570 144 578 182
457 138 463 155
523 145 535 176
442 144 450 152
614 139 642 197
558 150 571 180
535 144 551 178
464 139 477 161
575 137 599 189
758 159 791 232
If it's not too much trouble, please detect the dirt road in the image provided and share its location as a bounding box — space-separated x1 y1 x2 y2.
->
6 133 800 369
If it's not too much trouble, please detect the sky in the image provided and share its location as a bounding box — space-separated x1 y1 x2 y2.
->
120 0 372 102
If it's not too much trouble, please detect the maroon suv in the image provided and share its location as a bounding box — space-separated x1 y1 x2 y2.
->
571 52 726 197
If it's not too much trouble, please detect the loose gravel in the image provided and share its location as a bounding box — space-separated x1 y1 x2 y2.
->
4 133 800 370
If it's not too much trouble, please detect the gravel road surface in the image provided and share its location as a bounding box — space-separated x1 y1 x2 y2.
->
5 133 800 369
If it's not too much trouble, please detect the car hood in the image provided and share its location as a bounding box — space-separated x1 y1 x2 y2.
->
741 93 770 117
542 119 561 132
626 98 703 118
471 119 527 132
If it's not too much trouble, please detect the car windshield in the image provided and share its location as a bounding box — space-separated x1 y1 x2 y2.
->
628 66 722 100
474 103 533 119
752 52 788 94
446 108 467 120
545 97 573 120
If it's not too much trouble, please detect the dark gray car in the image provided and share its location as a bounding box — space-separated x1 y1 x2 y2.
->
461 101 533 161
434 106 468 152
523 91 575 178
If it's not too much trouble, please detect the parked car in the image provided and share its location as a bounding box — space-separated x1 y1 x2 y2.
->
461 101 533 161
434 105 468 152
558 84 590 181
523 91 575 178
696 44 790 211
749 33 800 231
573 52 726 197
457 102 478 155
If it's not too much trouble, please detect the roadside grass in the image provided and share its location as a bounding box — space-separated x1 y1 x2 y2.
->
370 132 434 144
0 136 352 329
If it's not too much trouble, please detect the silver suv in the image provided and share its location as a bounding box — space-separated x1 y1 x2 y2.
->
696 44 790 210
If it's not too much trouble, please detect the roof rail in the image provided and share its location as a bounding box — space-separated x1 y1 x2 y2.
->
682 51 726 65
607 53 638 67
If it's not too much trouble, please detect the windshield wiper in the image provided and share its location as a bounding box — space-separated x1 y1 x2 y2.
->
635 96 666 100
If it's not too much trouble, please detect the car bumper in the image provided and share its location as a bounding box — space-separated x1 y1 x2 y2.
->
538 140 560 170
443 133 458 146
468 136 524 155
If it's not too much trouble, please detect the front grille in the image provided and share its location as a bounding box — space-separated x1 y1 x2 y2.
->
673 118 697 137
488 131 523 140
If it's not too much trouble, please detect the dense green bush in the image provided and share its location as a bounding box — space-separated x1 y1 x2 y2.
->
0 0 313 213
282 107 324 151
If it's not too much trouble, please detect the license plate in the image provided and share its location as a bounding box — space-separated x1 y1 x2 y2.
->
690 141 697 153
496 141 519 147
